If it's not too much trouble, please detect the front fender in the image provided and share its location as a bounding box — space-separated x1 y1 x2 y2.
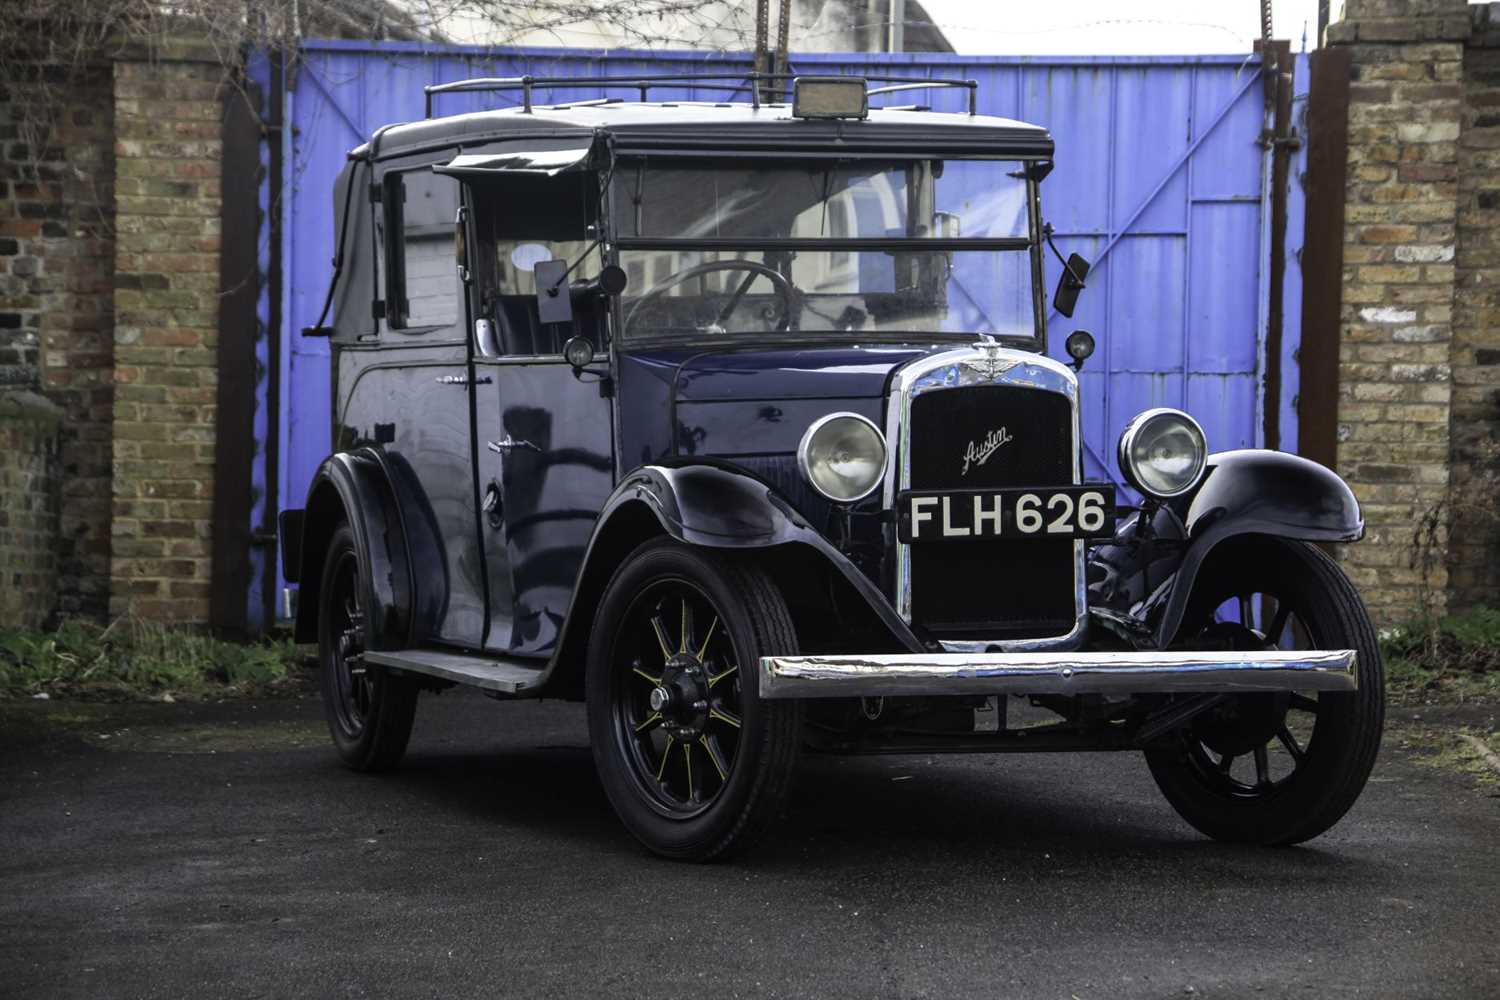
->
548 463 924 689
1183 449 1363 541
1152 449 1363 646
616 463 810 547
608 464 922 650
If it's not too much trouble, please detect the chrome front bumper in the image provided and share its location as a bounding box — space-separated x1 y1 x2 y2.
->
758 649 1358 699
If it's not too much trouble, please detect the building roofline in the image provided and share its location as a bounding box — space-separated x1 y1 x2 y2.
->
299 37 1259 67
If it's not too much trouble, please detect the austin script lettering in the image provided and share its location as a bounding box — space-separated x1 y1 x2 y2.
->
961 427 1014 477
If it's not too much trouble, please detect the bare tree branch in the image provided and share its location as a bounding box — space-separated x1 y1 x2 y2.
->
0 0 750 232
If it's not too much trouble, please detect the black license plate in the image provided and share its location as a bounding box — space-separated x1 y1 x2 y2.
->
897 485 1117 543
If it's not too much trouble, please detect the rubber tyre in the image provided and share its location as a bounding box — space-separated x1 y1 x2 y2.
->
316 523 419 772
1145 538 1385 845
586 539 802 861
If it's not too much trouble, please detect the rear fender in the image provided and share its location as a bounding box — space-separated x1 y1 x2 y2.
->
289 450 421 649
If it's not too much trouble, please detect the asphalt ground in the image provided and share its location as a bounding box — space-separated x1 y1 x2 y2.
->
1 690 1496 1000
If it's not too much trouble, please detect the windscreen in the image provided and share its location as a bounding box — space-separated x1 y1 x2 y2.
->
610 158 1038 343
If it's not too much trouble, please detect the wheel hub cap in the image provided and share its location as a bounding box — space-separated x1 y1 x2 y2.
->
657 655 709 737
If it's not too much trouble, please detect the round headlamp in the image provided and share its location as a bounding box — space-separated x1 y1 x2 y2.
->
1117 408 1207 499
798 413 887 503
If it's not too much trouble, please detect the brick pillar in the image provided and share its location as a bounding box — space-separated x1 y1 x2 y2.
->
1450 12 1500 610
109 46 224 623
0 58 117 621
1327 0 1469 624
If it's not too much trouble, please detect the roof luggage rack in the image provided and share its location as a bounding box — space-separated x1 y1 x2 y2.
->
423 72 978 118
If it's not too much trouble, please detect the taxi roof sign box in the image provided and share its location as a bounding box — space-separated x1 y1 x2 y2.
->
792 77 868 120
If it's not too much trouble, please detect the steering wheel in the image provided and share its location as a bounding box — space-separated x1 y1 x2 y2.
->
625 260 797 334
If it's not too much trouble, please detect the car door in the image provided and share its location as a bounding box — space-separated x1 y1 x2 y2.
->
479 357 614 656
467 172 615 656
364 162 487 648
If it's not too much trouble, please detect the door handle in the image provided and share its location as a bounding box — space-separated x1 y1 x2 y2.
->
487 436 539 453
435 374 492 386
482 481 503 528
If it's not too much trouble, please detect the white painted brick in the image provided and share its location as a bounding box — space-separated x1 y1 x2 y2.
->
1391 363 1451 382
1394 244 1455 263
1396 122 1460 143
1393 324 1446 342
1359 306 1419 324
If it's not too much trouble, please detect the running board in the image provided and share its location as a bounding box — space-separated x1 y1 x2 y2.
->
364 649 546 695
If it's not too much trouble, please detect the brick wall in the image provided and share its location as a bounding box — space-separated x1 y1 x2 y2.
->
0 391 62 630
109 51 224 623
1449 25 1500 609
1329 0 1469 623
4 15 1500 634
1 39 227 630
0 61 116 620
1329 0 1500 622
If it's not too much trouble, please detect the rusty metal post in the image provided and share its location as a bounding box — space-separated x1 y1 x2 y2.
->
754 0 771 103
1295 45 1352 470
773 0 792 101
1257 38 1296 452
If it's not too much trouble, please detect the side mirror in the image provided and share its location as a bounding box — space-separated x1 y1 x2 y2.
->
1052 253 1091 318
933 211 961 240
534 259 573 326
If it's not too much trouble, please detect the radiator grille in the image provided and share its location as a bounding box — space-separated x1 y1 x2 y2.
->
907 385 1077 639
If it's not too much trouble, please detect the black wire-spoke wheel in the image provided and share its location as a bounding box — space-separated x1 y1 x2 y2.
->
587 539 801 860
615 581 743 816
1145 538 1385 845
316 524 419 772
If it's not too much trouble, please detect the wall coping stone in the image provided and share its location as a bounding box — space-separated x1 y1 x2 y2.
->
1327 17 1472 44
1329 0 1473 44
113 36 233 66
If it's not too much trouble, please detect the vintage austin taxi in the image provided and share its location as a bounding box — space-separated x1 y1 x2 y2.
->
279 74 1382 860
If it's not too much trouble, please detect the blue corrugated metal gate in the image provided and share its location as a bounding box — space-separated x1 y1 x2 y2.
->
248 41 1308 627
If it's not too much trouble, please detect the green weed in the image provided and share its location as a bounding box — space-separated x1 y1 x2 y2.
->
1382 605 1500 705
0 618 305 701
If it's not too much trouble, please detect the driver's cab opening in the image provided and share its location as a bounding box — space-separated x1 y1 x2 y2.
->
607 154 1044 347
468 171 606 359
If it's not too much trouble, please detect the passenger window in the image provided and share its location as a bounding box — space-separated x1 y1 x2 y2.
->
381 171 461 330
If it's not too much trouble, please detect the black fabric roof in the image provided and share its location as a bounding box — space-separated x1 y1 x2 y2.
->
360 102 1053 161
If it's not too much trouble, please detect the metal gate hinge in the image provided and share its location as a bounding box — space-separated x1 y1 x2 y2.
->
1258 127 1302 151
